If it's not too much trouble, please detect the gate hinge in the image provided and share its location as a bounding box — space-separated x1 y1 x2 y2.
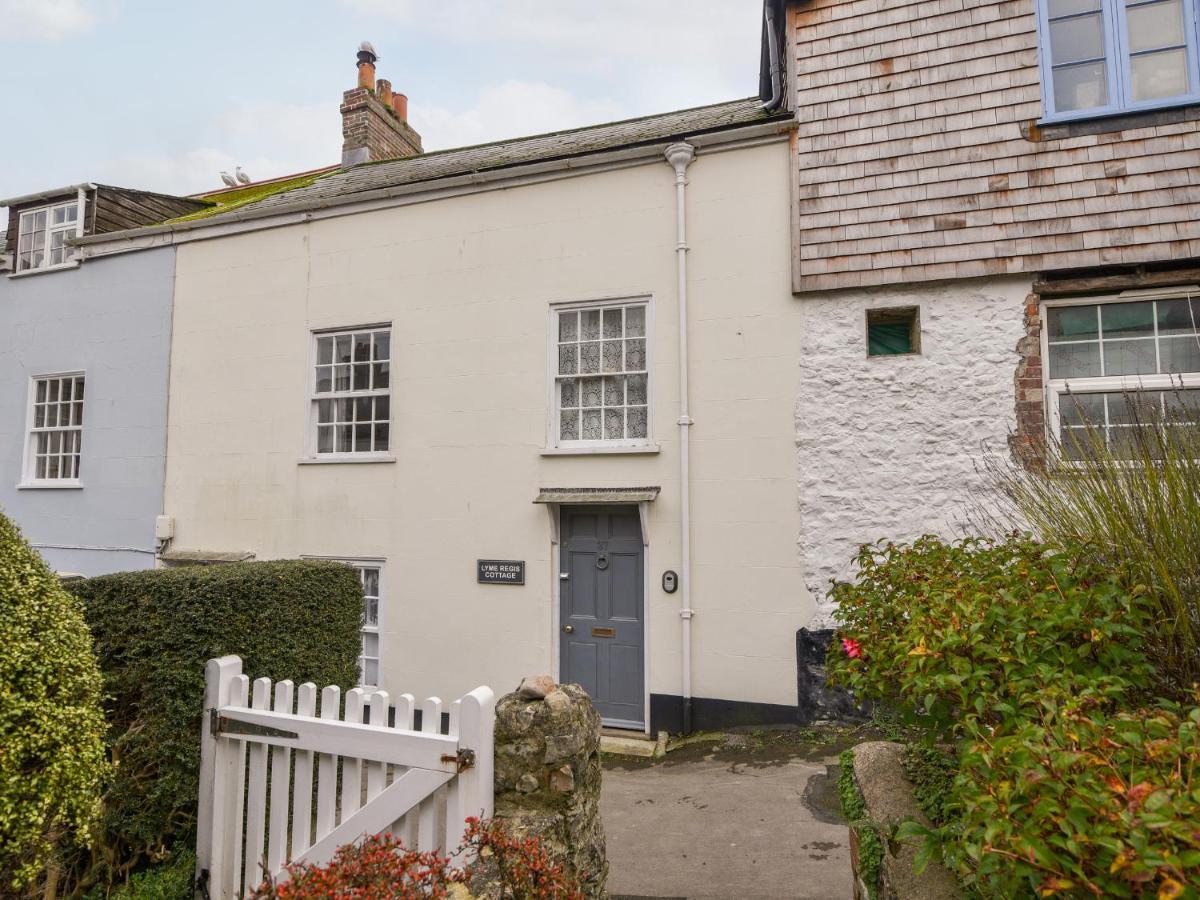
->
442 748 477 773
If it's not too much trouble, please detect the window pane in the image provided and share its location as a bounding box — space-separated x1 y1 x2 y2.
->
336 424 353 452
582 409 603 440
317 337 333 365
1100 300 1154 337
375 395 390 421
363 658 379 686
372 362 390 389
53 206 68 225
580 341 601 374
560 379 578 407
353 334 371 362
604 408 625 440
626 339 646 371
354 423 371 451
603 308 623 338
1054 61 1109 110
373 332 390 361
1102 338 1157 375
317 426 333 453
335 335 352 363
628 407 648 439
626 306 646 337
63 203 78 223
580 377 602 408
627 374 648 405
1157 299 1200 335
1050 13 1105 64
560 409 579 440
1059 392 1106 426
1130 47 1189 101
317 399 332 423
1048 341 1101 378
581 310 601 341
355 396 372 421
602 341 623 373
373 423 389 451
315 366 332 393
1127 0 1184 53
558 344 578 375
1050 0 1100 14
353 363 370 390
559 311 578 342
335 365 351 391
1160 336 1200 373
604 376 624 407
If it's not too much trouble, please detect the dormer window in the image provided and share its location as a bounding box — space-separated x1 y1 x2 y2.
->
1037 0 1200 122
17 200 80 272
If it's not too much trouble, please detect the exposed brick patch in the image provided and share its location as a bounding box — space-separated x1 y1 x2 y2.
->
1010 291 1047 469
340 88 422 165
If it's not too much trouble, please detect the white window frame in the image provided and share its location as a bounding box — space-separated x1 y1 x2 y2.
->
305 324 394 462
21 372 86 488
545 296 655 453
302 556 385 689
1041 287 1200 452
16 200 82 273
1035 0 1200 122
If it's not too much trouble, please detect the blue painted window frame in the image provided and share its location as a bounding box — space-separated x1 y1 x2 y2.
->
1035 0 1200 122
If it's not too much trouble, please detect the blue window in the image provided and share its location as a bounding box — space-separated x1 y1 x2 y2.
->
1037 0 1200 121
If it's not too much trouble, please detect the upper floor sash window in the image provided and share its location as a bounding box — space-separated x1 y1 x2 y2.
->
1038 0 1200 120
16 201 80 272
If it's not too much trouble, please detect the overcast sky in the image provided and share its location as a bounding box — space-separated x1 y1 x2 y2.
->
0 0 763 207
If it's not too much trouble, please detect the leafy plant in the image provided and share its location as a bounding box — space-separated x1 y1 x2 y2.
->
69 560 364 890
827 535 1152 739
85 850 195 900
251 819 584 900
899 745 956 828
0 509 107 893
838 750 883 900
984 388 1200 694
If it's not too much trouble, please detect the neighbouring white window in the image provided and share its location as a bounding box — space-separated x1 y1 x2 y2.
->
311 327 391 457
17 200 80 272
553 301 649 446
1044 293 1200 457
1036 0 1200 121
25 374 85 483
354 563 383 687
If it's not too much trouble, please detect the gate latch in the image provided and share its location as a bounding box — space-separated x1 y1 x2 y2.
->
442 748 477 772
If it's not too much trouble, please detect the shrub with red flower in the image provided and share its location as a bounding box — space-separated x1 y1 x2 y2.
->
841 637 863 659
250 818 583 900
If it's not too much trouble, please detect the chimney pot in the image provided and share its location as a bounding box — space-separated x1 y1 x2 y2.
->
393 93 408 122
376 78 393 110
356 42 377 90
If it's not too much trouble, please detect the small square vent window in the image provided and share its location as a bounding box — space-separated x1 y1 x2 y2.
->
866 307 920 357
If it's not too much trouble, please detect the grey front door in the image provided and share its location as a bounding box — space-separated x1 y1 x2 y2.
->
560 506 644 728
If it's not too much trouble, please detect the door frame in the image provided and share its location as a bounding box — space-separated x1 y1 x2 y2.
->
545 501 651 733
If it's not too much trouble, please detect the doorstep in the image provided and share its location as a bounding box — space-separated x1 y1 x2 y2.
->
600 728 669 759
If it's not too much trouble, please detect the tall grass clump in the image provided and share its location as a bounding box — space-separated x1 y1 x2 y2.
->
984 386 1200 694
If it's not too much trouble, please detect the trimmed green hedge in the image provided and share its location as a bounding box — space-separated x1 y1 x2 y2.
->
70 560 363 887
0 510 107 892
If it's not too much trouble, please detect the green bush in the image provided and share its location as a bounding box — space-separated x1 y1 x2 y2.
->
0 510 107 892
902 699 1200 897
986 390 1200 694
70 560 363 888
837 749 882 900
86 850 195 900
826 535 1152 738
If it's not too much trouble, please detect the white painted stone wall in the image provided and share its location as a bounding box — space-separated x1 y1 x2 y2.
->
795 275 1033 625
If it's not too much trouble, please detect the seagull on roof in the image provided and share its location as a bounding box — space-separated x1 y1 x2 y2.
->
235 167 251 185
220 171 237 187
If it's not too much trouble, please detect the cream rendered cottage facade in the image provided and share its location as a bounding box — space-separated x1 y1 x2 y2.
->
79 79 808 732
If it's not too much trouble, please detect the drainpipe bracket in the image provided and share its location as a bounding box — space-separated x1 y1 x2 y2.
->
679 608 695 620
676 416 694 426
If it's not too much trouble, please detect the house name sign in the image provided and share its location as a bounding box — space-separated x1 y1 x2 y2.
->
477 559 525 585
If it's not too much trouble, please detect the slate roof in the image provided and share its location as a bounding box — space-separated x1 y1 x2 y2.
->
204 98 785 224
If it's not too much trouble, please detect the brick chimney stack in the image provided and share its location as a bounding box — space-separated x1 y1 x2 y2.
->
340 42 422 168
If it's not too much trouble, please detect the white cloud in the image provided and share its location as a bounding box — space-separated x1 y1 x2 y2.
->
412 80 624 151
0 0 96 40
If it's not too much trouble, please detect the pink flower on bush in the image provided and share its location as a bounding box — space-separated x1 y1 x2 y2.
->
842 637 863 659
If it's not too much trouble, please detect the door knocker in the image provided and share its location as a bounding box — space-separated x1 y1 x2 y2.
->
596 551 609 570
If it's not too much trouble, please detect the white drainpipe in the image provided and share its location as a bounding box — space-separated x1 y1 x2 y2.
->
664 142 696 734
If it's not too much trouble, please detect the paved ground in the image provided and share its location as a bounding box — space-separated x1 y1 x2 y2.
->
601 726 869 900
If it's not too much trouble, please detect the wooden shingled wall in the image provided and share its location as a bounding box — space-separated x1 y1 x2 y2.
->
788 0 1200 292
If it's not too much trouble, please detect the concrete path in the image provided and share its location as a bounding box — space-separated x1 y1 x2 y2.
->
601 728 860 900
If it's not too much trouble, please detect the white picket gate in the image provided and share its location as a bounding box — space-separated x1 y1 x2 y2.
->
195 655 495 899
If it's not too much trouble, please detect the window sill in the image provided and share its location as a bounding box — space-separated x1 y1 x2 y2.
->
1029 102 1200 141
541 444 661 456
298 455 397 465
17 481 83 490
7 261 81 279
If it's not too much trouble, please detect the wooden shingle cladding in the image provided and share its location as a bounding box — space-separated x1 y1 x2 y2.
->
788 0 1200 292
3 186 209 256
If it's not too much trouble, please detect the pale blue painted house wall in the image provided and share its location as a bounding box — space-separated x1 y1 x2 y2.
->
0 248 174 575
